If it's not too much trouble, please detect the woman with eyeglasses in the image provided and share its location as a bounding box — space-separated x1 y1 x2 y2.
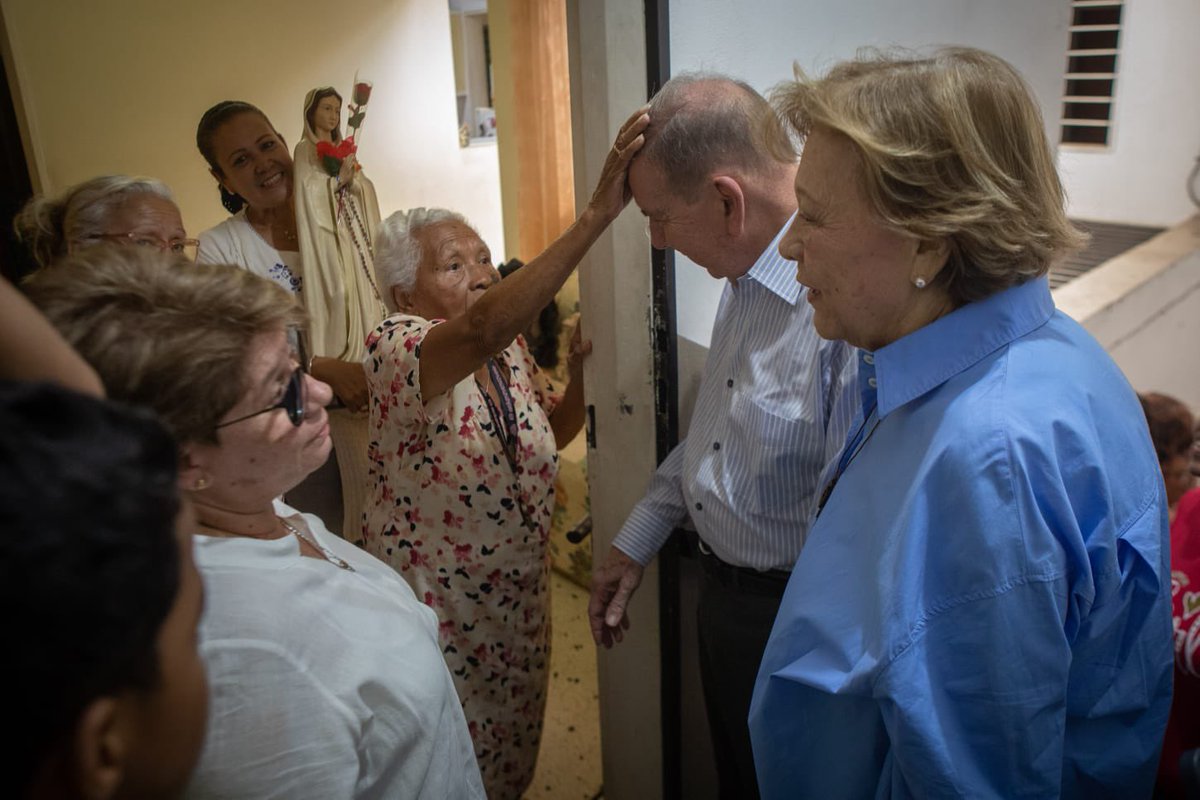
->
25 245 485 799
194 99 379 540
14 174 199 272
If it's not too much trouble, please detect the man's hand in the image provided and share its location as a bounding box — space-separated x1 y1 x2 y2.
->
588 546 645 648
311 356 369 413
565 316 591 381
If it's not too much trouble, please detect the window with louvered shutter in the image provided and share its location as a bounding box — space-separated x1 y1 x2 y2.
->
1060 0 1123 147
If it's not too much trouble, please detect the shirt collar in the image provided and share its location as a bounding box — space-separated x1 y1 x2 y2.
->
872 277 1056 418
744 213 801 305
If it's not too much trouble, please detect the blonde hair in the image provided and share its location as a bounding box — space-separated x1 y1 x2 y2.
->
14 175 176 269
24 246 305 445
768 47 1086 305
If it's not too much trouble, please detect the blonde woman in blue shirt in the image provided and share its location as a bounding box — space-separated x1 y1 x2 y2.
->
749 48 1171 798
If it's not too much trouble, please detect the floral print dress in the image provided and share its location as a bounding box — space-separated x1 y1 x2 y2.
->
360 314 560 800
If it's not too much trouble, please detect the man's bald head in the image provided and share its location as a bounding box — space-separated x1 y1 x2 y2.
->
640 73 794 202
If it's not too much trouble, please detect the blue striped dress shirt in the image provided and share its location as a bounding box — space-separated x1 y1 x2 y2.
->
613 219 858 571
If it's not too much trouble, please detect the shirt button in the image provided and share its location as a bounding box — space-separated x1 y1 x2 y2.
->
726 379 734 388
868 377 878 388
713 442 721 451
863 353 874 365
695 502 703 511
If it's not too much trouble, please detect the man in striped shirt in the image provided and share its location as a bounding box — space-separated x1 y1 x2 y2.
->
588 73 858 799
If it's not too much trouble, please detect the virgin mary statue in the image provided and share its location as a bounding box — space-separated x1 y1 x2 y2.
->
293 85 385 537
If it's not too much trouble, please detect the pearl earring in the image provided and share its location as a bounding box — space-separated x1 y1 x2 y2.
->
913 277 927 289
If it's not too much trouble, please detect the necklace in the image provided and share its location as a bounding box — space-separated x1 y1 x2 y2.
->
280 518 356 571
273 220 298 246
247 208 298 247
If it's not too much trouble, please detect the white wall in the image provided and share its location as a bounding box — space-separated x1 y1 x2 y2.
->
1055 216 1200 411
1058 0 1200 227
1105 254 1200 409
0 0 504 256
667 0 1071 346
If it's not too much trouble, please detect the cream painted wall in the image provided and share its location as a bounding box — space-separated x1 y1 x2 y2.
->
1 0 504 256
1057 0 1200 227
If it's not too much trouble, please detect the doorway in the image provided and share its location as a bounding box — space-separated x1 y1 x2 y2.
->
0 12 35 283
461 1 604 796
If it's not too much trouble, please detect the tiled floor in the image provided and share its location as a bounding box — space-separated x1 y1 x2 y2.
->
525 572 604 799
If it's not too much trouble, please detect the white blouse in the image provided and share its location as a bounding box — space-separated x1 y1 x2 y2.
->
184 501 485 800
196 211 303 296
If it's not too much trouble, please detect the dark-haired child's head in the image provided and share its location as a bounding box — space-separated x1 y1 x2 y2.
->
0 382 207 799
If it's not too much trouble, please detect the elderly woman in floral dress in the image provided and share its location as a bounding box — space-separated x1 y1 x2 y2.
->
361 108 647 799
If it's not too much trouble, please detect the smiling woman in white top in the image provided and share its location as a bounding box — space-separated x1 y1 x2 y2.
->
25 245 485 800
194 100 377 541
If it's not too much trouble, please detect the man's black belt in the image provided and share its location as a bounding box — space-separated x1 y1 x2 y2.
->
696 540 791 598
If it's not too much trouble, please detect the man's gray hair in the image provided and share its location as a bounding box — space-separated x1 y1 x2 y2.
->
641 72 791 201
373 207 473 313
14 175 176 269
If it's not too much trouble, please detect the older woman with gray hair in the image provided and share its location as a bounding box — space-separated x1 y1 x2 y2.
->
14 174 197 268
747 47 1171 798
361 108 647 799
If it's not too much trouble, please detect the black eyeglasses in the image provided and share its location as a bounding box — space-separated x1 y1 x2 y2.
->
216 366 306 429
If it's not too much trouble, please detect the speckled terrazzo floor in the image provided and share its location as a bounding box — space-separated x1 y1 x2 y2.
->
524 572 604 799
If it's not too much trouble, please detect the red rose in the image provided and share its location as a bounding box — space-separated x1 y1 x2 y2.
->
316 138 358 177
353 81 372 105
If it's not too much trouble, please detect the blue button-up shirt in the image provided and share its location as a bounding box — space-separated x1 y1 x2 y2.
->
750 277 1172 798
613 219 858 571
